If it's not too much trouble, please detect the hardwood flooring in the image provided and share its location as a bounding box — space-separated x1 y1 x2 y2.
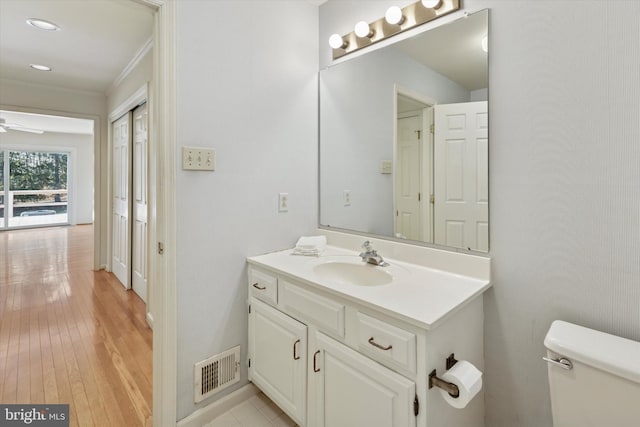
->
0 225 152 426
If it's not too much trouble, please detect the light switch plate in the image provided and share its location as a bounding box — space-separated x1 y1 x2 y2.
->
182 147 215 171
278 193 289 212
380 160 393 174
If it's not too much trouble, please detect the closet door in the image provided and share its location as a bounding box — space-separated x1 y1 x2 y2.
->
132 103 148 303
112 112 132 288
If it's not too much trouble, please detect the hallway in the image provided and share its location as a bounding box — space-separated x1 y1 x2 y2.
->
0 225 152 426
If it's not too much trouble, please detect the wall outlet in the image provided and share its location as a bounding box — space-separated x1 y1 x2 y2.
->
343 190 351 206
278 193 289 212
182 147 216 171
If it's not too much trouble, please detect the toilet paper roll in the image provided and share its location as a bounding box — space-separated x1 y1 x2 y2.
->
439 360 483 409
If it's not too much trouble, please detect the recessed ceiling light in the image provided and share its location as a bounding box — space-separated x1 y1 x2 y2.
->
26 18 60 31
30 64 52 71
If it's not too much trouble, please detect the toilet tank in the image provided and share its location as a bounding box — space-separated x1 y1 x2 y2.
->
544 320 640 426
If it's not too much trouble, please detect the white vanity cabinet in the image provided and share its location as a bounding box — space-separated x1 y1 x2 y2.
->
248 297 307 425
309 330 415 427
247 255 487 427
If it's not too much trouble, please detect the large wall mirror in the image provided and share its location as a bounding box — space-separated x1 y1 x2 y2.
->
319 9 489 252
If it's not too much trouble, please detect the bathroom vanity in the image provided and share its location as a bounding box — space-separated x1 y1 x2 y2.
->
254 5 493 424
247 237 490 427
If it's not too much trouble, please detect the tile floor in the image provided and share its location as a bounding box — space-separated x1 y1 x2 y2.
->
203 392 297 427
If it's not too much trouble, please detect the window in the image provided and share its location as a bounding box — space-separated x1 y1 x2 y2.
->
0 150 70 229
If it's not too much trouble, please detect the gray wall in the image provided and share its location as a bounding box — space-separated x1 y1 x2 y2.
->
175 1 319 420
320 1 640 426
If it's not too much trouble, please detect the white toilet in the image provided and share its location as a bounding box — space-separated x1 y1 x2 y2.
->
544 320 640 426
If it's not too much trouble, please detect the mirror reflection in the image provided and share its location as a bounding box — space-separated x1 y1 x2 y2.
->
319 10 489 252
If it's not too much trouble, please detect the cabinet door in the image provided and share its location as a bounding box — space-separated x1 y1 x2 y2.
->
249 298 307 425
310 331 415 427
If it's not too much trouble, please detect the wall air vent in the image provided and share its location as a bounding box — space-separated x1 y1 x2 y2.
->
194 345 241 403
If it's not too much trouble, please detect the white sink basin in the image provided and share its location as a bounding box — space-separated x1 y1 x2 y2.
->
313 261 393 286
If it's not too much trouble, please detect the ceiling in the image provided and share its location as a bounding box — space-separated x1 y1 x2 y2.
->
1 110 93 134
396 10 488 91
0 0 154 94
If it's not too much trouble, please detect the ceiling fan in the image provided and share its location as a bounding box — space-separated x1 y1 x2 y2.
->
0 118 44 134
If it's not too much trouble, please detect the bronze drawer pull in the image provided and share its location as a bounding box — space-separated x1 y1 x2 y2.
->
313 350 321 372
368 337 392 351
252 283 266 290
293 339 301 360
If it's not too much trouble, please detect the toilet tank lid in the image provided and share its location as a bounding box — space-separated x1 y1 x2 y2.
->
544 320 640 384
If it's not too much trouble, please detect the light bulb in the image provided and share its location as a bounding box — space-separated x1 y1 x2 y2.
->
385 6 405 25
329 33 347 49
354 21 373 38
421 0 442 9
481 35 488 52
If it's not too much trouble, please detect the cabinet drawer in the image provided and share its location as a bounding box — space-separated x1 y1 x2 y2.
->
280 280 345 338
356 312 416 374
249 268 278 305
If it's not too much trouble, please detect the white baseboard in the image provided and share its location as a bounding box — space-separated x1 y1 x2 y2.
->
146 312 154 329
177 383 259 427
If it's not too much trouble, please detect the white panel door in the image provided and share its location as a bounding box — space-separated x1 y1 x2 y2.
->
434 101 488 251
394 114 422 241
249 298 307 426
112 112 132 288
310 331 415 427
132 103 148 303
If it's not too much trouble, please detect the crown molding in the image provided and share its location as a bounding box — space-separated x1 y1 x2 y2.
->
106 36 153 96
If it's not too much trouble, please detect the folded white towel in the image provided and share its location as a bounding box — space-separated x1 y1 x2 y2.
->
293 235 326 256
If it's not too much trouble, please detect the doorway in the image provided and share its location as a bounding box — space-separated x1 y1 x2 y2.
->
394 91 434 242
0 0 177 422
0 110 95 231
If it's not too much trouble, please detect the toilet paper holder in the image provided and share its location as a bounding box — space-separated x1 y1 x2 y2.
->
428 353 460 398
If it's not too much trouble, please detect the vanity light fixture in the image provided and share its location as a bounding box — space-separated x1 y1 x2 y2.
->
421 0 443 9
26 18 60 31
329 33 348 49
354 21 374 39
30 64 52 71
385 6 406 26
328 0 460 60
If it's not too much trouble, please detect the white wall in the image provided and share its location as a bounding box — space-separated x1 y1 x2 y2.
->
0 131 94 224
0 79 107 264
107 49 152 114
175 1 318 420
320 1 640 426
320 45 469 236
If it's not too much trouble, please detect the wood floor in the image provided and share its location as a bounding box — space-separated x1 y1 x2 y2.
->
0 225 152 426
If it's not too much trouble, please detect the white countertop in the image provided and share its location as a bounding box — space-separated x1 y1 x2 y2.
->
247 245 491 330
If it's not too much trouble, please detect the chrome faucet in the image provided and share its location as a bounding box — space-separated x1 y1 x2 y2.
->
359 241 388 266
